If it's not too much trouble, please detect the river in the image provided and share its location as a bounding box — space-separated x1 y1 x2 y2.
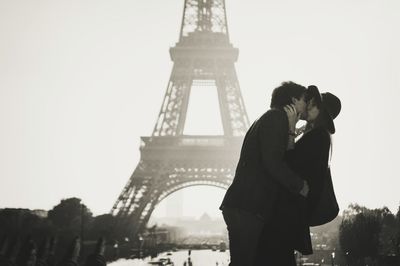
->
109 249 230 266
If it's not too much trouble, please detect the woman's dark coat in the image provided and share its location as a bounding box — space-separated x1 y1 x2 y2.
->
287 126 332 219
259 126 332 255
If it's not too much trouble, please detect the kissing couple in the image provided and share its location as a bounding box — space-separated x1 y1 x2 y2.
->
220 81 342 265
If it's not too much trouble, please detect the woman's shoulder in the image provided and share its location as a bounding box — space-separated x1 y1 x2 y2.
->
309 126 330 135
298 126 330 144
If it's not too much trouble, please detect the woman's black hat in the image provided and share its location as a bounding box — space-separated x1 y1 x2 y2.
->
307 85 342 134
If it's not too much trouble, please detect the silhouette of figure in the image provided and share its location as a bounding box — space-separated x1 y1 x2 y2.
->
17 236 37 266
1 237 21 266
84 237 106 266
220 81 310 265
59 237 80 266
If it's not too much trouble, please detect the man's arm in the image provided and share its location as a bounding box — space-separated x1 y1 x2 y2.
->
259 110 305 195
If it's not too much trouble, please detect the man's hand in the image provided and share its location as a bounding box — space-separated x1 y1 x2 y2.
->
283 104 300 132
299 180 309 197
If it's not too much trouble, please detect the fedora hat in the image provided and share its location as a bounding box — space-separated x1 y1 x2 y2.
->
306 85 341 134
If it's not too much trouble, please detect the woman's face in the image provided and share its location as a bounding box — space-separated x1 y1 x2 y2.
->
306 98 320 122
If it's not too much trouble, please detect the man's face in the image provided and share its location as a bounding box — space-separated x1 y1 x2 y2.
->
292 95 307 120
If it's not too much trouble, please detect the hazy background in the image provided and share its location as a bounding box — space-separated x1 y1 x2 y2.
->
0 0 399 219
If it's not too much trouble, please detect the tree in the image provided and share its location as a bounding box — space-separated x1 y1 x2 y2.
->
48 197 93 238
0 209 54 238
47 198 93 260
87 214 117 241
394 205 400 255
339 204 398 265
379 207 398 255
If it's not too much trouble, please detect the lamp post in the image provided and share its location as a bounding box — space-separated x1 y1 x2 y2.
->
345 251 350 266
294 251 302 266
331 251 335 266
138 235 143 259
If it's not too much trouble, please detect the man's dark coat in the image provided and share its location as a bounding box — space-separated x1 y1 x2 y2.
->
220 108 304 221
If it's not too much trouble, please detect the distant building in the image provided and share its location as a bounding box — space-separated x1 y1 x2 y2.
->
0 208 48 218
31 209 48 218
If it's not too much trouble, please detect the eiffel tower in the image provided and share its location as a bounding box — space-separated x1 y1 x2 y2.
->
111 0 250 237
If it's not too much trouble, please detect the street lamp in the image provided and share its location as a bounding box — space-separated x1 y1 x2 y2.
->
331 251 335 266
294 251 302 266
138 235 143 259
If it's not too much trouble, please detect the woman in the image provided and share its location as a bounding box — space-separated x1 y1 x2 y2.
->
255 85 341 265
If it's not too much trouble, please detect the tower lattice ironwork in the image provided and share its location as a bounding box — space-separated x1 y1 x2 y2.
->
111 0 250 237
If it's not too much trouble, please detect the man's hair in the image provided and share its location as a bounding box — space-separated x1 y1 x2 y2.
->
270 81 306 109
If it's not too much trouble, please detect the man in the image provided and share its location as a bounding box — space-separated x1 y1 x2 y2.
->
220 81 309 266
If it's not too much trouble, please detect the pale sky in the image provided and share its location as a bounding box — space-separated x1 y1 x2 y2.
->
1 0 399 218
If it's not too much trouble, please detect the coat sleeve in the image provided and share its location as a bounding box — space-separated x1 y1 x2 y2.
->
259 110 304 194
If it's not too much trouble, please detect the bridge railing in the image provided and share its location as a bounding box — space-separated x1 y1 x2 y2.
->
141 135 243 148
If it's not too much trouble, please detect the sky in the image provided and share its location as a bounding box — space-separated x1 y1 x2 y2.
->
0 0 399 218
